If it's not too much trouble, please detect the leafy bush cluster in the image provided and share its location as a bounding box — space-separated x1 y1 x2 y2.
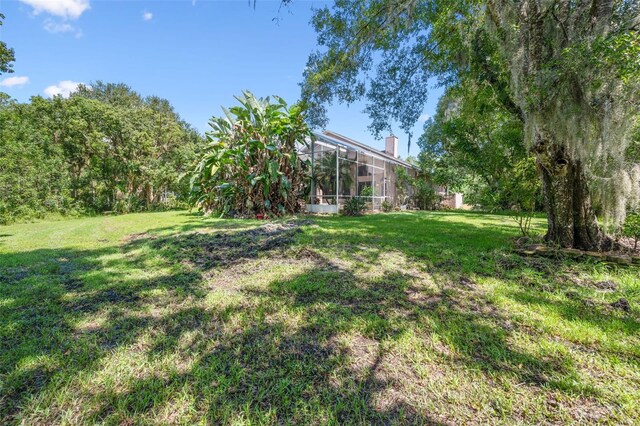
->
359 186 373 197
622 212 640 250
342 197 367 216
381 199 393 212
505 158 541 236
189 92 311 217
396 166 441 210
0 82 200 224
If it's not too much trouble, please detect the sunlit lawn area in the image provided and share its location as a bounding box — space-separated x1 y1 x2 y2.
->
1 210 639 424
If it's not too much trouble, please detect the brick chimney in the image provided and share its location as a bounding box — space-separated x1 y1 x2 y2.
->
385 135 398 158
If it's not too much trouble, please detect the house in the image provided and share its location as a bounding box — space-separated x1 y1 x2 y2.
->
298 130 419 213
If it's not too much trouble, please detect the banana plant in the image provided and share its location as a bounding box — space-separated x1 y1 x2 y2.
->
188 91 311 217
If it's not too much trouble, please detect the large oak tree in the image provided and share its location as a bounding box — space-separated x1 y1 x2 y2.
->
301 0 640 250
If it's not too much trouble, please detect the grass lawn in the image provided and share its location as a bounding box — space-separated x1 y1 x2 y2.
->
1 210 639 425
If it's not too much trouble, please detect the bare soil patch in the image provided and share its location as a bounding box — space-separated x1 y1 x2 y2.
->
144 220 309 269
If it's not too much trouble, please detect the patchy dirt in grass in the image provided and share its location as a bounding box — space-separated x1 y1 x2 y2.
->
95 223 639 424
324 333 429 422
294 247 326 263
203 257 308 293
404 286 441 306
369 349 430 422
331 334 380 376
565 397 612 423
138 220 310 269
277 332 335 362
66 288 142 313
564 289 635 314
61 277 84 291
5 213 637 425
593 280 618 291
458 276 476 290
433 258 461 270
561 274 621 292
610 298 631 312
122 232 153 244
0 266 30 283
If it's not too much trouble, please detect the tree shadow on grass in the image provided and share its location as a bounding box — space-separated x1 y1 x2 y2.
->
83 264 586 424
0 233 11 246
133 211 271 236
259 264 584 391
302 212 523 269
0 214 637 423
506 289 640 338
0 222 310 421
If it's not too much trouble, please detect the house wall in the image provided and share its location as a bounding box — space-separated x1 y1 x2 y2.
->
300 136 416 213
441 193 464 209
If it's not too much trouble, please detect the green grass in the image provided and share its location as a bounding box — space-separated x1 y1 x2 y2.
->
1 210 638 425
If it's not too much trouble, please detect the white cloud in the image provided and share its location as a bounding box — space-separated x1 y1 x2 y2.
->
44 80 82 98
142 12 153 21
418 113 431 122
43 19 83 37
19 0 90 20
0 76 30 88
44 19 74 33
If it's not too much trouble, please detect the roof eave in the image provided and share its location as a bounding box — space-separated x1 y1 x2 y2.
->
312 130 416 169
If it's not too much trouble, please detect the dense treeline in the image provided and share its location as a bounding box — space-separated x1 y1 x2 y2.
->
0 83 202 223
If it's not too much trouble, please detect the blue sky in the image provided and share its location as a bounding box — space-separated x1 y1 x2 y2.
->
0 0 442 156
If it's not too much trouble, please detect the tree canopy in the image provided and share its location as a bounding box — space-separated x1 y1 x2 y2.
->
0 13 15 75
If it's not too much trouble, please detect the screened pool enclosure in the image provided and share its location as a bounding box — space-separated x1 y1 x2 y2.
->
298 131 417 213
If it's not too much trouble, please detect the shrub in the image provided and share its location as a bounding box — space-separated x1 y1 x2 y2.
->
414 180 442 210
189 91 311 217
342 197 367 216
622 212 640 250
381 199 393 212
506 158 540 236
113 195 145 214
396 167 441 210
359 185 373 197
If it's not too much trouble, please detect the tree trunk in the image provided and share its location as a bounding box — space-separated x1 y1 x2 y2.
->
534 135 609 250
